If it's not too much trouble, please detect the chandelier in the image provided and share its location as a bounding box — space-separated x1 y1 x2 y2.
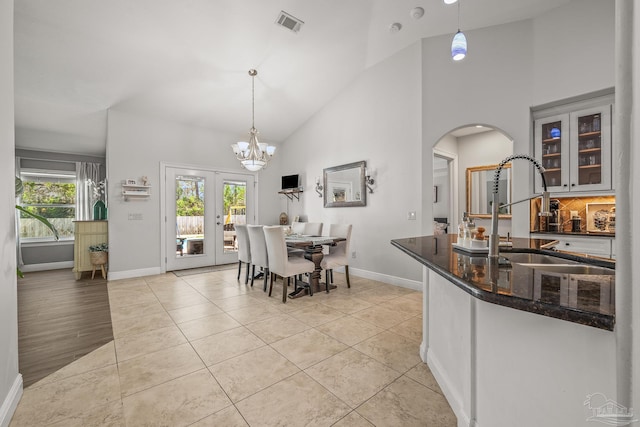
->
231 69 276 172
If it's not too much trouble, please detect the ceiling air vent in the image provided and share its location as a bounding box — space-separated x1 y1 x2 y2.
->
275 11 304 33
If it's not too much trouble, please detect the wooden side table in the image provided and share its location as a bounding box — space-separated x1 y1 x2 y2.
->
73 221 108 280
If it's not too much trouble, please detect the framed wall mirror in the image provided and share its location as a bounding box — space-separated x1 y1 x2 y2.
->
324 161 366 208
466 163 512 219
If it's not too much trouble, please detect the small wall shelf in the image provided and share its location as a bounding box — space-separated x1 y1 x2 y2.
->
122 183 151 201
278 189 302 201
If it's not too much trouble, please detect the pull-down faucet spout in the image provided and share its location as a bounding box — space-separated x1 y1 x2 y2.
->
488 154 551 258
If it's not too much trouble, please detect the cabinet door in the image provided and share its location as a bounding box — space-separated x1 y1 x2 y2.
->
535 113 569 193
569 105 612 191
556 236 612 258
533 270 569 307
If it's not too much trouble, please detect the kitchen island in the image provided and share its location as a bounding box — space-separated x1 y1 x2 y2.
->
392 234 617 427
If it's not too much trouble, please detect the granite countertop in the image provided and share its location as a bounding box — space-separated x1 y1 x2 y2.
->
391 235 615 331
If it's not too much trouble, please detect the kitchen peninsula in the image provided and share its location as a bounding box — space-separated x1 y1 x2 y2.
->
392 234 617 427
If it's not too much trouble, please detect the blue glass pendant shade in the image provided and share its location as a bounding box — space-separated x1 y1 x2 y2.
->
451 30 467 61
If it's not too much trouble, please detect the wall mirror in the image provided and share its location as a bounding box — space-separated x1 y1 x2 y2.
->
466 163 512 218
324 160 366 208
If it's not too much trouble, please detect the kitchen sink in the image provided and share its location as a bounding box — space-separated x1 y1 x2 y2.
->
501 252 615 275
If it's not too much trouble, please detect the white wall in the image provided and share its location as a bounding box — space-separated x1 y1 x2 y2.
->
421 19 535 238
106 109 282 276
532 0 615 106
421 0 615 239
279 42 424 283
0 0 22 424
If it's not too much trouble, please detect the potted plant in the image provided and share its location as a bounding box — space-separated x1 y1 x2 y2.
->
16 177 59 277
88 243 108 266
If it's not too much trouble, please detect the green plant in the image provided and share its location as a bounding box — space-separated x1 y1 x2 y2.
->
89 243 108 252
16 177 59 277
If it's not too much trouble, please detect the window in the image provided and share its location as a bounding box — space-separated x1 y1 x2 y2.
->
19 170 76 240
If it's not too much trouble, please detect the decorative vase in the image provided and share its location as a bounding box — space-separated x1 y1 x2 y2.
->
93 200 107 220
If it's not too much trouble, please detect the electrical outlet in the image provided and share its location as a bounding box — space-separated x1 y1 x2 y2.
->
351 251 356 259
408 211 416 220
128 213 143 220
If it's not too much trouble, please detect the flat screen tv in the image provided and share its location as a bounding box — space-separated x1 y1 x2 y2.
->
281 174 299 190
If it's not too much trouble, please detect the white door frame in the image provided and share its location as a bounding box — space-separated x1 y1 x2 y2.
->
433 148 458 232
159 161 258 273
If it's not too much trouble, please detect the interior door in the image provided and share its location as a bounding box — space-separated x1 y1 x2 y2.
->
166 167 216 271
215 172 255 265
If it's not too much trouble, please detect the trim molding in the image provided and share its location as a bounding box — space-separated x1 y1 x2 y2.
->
108 267 163 281
107 265 420 291
20 261 73 272
427 351 471 427
0 374 23 427
347 267 421 290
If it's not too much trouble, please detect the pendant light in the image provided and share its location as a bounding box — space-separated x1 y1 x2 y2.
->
451 1 467 61
231 69 276 172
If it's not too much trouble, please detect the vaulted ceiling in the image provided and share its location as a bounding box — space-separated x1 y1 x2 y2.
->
14 0 571 154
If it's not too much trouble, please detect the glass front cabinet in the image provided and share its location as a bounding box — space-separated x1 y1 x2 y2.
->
534 102 612 193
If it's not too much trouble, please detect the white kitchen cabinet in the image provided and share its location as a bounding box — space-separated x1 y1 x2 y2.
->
534 102 612 193
533 269 614 313
531 233 613 258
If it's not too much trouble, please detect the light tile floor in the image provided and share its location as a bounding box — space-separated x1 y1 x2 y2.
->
10 269 456 426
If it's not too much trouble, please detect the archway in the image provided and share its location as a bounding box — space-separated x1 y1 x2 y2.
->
432 125 513 235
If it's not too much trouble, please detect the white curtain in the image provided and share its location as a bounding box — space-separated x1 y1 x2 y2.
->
76 162 101 220
16 156 23 268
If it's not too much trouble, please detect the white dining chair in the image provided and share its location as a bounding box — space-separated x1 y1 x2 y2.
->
247 225 269 291
321 223 352 288
291 221 306 235
263 225 316 302
304 222 323 236
235 224 251 285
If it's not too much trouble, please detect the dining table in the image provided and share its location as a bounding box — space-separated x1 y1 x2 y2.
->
284 235 346 298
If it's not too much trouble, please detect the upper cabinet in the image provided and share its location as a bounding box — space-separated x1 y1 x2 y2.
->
534 95 613 194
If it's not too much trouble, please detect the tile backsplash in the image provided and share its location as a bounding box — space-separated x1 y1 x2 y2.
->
530 195 615 233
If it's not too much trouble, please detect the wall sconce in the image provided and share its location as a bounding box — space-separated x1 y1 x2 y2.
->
365 168 375 193
315 177 323 197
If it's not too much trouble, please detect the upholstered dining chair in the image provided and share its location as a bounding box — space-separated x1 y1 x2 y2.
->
247 225 269 291
291 221 306 235
263 226 316 302
235 224 251 285
321 223 352 288
304 222 323 236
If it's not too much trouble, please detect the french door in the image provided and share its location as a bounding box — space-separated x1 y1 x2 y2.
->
165 166 254 271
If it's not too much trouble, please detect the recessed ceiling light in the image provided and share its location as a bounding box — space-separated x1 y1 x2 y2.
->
476 125 483 128
410 7 425 20
444 0 458 4
389 22 402 33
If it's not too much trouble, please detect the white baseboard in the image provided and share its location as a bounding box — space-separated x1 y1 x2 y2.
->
107 266 164 281
348 267 421 291
427 351 471 427
108 265 420 291
0 374 23 427
19 261 74 272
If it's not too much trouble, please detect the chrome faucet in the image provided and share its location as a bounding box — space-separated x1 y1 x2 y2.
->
488 154 551 258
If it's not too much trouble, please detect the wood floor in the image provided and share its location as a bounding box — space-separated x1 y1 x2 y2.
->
17 269 113 387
